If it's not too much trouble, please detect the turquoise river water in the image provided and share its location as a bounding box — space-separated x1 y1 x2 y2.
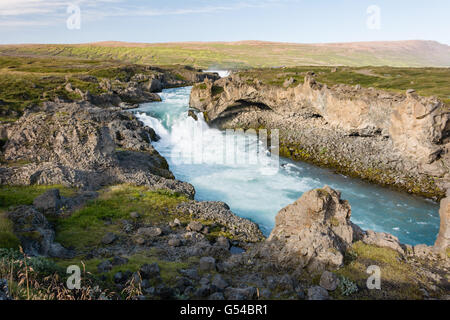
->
134 86 440 246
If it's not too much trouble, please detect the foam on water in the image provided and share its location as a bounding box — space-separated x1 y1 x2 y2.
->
135 86 440 245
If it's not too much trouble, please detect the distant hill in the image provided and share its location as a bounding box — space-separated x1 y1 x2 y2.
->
0 40 449 69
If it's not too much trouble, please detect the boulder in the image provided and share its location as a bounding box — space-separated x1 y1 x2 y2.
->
168 238 181 247
211 274 229 291
434 193 450 255
32 189 62 215
215 236 230 249
199 256 216 271
224 287 257 300
139 263 160 279
209 292 225 300
129 212 140 219
137 227 162 237
101 232 118 245
307 286 329 300
319 271 339 291
177 201 264 242
111 256 129 266
7 206 73 258
267 186 353 272
186 221 203 232
97 260 113 273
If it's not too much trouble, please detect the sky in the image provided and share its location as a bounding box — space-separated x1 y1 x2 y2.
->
0 0 449 45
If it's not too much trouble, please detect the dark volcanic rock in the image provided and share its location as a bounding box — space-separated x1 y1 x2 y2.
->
32 189 62 215
224 287 257 300
7 206 73 258
139 263 161 279
102 232 118 245
177 201 264 242
97 260 113 273
307 286 329 300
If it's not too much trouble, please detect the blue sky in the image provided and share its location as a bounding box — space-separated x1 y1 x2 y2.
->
0 0 449 45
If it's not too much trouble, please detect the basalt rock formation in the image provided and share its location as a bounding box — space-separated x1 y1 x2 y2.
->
434 190 450 255
0 101 194 197
190 75 450 199
266 186 354 272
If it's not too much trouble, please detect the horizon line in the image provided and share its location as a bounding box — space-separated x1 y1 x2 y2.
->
0 39 449 47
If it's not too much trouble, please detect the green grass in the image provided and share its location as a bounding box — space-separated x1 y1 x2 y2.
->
333 241 424 299
0 56 148 119
0 209 20 249
0 55 201 121
55 185 189 251
237 66 450 104
0 185 75 210
1 41 448 70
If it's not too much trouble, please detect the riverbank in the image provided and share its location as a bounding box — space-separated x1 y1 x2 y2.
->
137 87 440 246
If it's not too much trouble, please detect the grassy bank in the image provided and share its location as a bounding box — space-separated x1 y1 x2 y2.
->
237 66 450 104
0 55 196 121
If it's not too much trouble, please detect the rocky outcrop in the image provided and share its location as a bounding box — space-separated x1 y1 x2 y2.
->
434 190 450 254
190 75 450 198
66 67 219 109
177 201 264 242
361 230 405 254
266 186 354 272
0 101 194 198
8 206 74 258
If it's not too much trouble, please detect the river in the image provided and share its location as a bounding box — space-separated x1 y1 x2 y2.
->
134 86 440 246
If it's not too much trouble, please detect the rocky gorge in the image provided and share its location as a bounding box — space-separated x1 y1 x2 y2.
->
190 73 450 199
0 65 448 300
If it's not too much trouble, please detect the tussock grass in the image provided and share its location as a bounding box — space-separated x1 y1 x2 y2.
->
334 242 424 299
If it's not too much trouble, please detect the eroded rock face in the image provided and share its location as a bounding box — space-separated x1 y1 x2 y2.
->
267 186 353 272
434 191 450 254
0 101 194 198
390 93 450 170
190 75 449 198
361 230 405 254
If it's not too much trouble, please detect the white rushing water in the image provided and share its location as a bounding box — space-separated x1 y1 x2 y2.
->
135 86 440 245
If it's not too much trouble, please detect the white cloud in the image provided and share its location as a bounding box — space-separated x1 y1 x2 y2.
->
0 0 293 28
